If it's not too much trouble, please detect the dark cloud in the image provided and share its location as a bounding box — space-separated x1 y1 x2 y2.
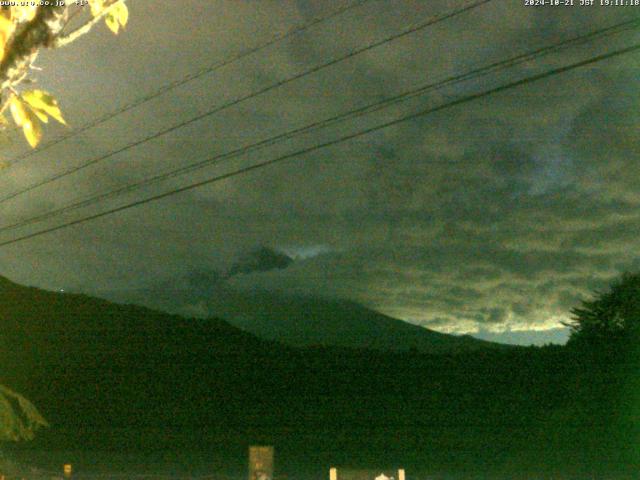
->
0 0 636 344
227 246 294 278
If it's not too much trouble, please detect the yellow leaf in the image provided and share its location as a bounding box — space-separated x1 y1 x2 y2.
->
105 12 119 34
88 0 105 17
0 14 14 59
114 2 128 28
22 115 41 148
104 2 127 34
21 90 66 125
29 107 48 124
9 96 29 127
9 96 43 148
0 14 12 34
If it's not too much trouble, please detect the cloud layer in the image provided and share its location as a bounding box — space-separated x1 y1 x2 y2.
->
0 1 637 342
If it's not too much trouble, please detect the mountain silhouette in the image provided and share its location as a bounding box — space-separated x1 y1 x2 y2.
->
102 272 505 354
199 291 506 353
0 274 634 478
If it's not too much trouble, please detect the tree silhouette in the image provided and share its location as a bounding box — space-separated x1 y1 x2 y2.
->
0 385 48 441
564 272 640 352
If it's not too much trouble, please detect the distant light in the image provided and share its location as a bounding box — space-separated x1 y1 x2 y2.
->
60 289 65 293
329 468 337 480
63 464 72 477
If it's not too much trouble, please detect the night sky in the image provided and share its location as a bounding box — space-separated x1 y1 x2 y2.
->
0 0 638 345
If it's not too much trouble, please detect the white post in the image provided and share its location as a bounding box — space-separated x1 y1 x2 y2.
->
248 446 274 480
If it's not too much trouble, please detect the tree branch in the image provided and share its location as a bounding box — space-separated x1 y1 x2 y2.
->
54 0 121 48
0 6 66 90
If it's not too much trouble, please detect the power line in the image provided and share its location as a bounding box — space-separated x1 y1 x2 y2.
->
0 41 637 248
0 0 492 205
0 17 637 234
1 0 374 168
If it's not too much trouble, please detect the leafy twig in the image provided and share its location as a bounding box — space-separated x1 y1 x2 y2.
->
54 0 122 47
